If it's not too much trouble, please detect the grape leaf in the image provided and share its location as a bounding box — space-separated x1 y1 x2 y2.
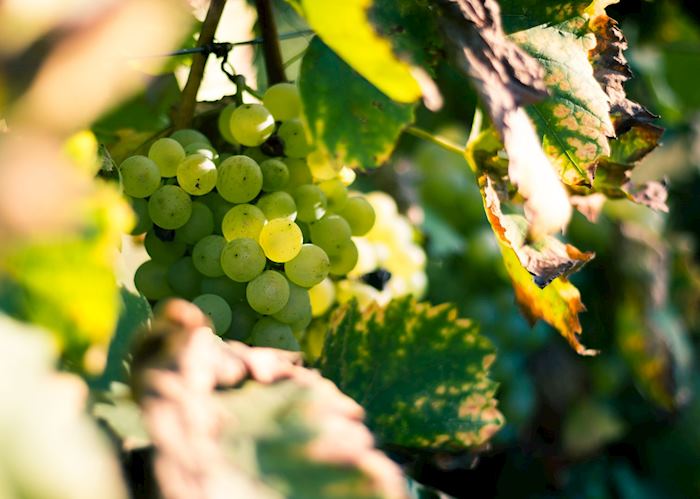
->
131 299 407 499
498 0 593 33
0 314 128 499
437 0 572 236
318 297 504 450
296 0 423 104
299 38 416 169
511 19 614 187
479 174 596 355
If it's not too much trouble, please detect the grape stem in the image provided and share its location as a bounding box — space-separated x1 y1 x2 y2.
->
405 126 465 156
256 0 287 85
173 0 228 129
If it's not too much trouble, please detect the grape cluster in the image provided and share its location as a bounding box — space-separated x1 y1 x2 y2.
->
122 83 376 350
308 191 428 317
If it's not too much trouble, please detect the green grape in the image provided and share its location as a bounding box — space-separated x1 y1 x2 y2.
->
170 128 210 148
220 238 266 282
260 158 289 191
259 218 303 263
246 270 290 315
290 313 312 334
256 191 297 220
221 204 265 241
175 201 214 245
230 104 275 146
120 155 161 198
184 142 217 161
310 215 352 255
217 103 239 145
148 185 192 229
148 138 185 178
201 276 247 304
167 257 202 299
226 301 259 340
176 153 217 196
283 158 312 190
128 197 152 235
284 244 329 288
192 234 226 277
193 294 232 334
318 178 348 212
200 191 233 233
144 230 186 264
328 239 358 276
262 83 301 121
308 278 335 317
278 119 311 158
245 147 272 164
134 260 173 300
339 196 375 236
308 153 340 181
273 282 311 325
292 184 327 222
250 317 300 350
216 155 263 203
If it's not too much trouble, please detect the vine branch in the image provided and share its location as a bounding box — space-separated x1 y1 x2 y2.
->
405 126 465 156
256 0 286 85
173 0 228 129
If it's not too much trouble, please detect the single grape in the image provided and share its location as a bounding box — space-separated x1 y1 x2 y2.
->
328 239 359 276
134 260 173 300
245 147 271 164
184 142 217 161
262 83 301 121
318 178 348 212
167 257 202 299
170 128 210 148
308 278 335 317
246 270 290 315
148 138 185 178
192 234 226 277
144 230 186 264
277 119 311 158
128 197 152 235
338 166 357 186
283 158 312 191
259 218 303 263
216 155 263 203
200 276 247 304
221 204 265 241
217 103 239 145
120 155 161 198
250 317 300 350
193 294 232 334
339 196 375 236
273 282 311 325
226 301 259 340
293 184 327 222
175 201 214 245
148 185 192 229
220 238 266 282
307 150 339 180
177 153 217 196
284 244 329 288
260 158 289 192
200 191 233 233
230 104 275 146
256 191 297 220
310 215 352 255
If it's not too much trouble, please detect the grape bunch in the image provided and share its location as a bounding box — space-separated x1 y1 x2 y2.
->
307 191 428 318
122 83 377 350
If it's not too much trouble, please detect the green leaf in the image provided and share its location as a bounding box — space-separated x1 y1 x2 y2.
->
0 314 128 499
299 37 416 169
510 19 614 187
319 297 503 450
93 383 151 451
498 0 592 33
297 0 423 103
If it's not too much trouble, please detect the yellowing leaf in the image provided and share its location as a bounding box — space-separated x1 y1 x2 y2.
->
298 0 422 103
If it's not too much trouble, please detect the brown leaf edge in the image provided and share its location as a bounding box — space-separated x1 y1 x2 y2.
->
129 299 407 499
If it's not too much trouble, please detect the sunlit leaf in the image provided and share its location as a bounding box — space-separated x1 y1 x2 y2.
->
319 297 503 450
299 38 415 169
